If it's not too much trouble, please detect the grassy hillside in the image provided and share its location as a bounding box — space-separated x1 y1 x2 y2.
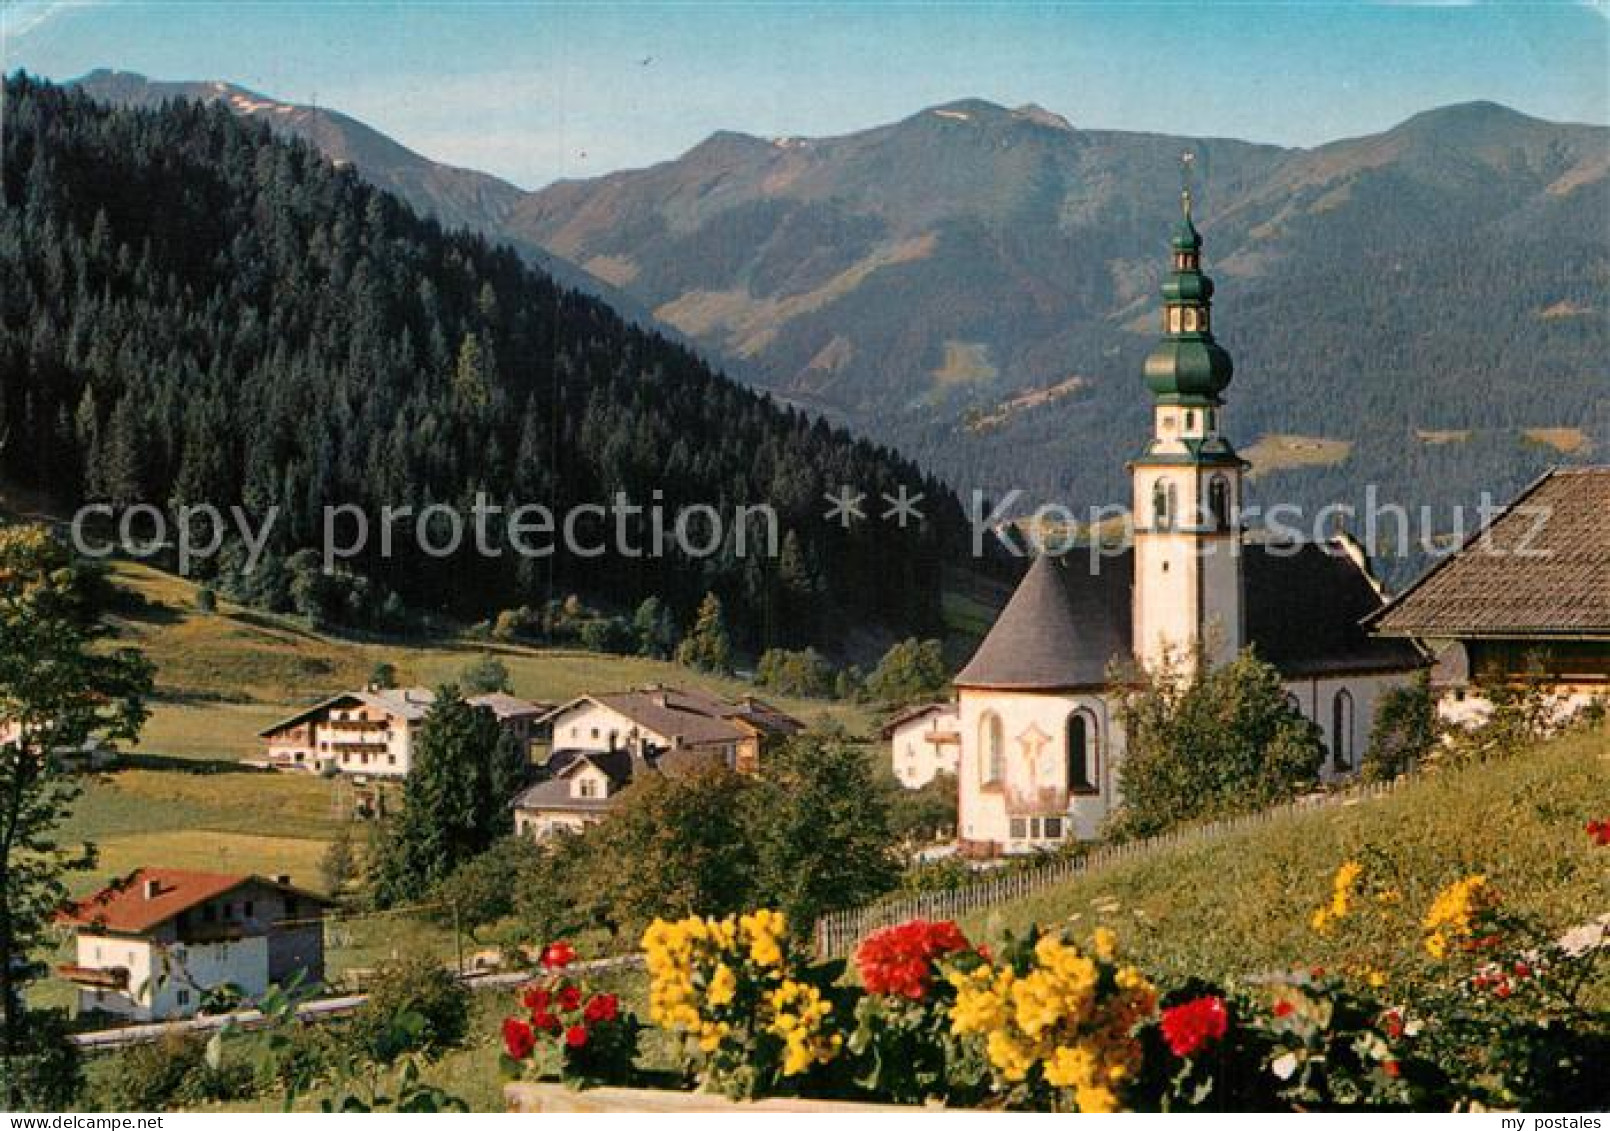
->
960 728 1610 997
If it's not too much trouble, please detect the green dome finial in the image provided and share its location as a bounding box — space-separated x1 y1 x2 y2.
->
1143 177 1232 405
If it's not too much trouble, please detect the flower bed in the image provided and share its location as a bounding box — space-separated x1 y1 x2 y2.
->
494 830 1610 1111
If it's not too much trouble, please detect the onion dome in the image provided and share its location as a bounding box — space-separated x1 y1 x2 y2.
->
1142 190 1233 405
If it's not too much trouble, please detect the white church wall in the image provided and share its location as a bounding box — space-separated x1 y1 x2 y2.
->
957 688 1120 854
1285 672 1413 783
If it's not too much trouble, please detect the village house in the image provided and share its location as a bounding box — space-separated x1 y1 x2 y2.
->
950 196 1425 856
511 687 803 836
882 702 961 789
257 687 549 777
1367 466 1610 726
56 868 330 1022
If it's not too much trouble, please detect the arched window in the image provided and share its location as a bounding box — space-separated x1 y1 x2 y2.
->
1067 712 1098 794
1208 475 1231 531
1332 690 1355 772
1184 410 1196 432
1152 480 1175 531
980 712 1004 786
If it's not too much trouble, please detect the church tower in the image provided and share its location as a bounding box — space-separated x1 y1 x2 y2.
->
1130 182 1247 672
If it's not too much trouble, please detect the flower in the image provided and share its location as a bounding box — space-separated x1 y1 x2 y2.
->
502 1016 535 1059
1382 1059 1401 1079
1587 819 1610 847
856 918 971 1000
565 1024 589 1049
531 1010 559 1032
1423 874 1498 959
584 993 620 1023
1310 860 1363 936
557 985 583 1012
1381 1010 1405 1040
1159 996 1229 1058
522 986 551 1013
1273 1000 1295 1019
541 941 577 969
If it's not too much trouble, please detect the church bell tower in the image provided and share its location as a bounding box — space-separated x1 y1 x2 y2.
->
1131 175 1247 672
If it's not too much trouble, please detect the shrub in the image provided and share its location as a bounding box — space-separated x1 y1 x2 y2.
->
577 616 635 655
1111 648 1325 839
426 834 542 933
345 954 469 1060
101 1033 252 1109
756 647 838 699
457 654 512 695
194 585 217 613
1363 671 1437 782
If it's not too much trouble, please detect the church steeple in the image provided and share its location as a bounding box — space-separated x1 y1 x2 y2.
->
1143 182 1234 406
1129 172 1247 673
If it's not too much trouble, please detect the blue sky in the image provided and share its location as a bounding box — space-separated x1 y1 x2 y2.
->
5 1 1607 188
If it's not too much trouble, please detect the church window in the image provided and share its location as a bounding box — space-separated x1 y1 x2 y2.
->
1183 307 1198 332
1200 308 1210 332
1184 410 1196 431
1152 480 1175 530
1067 711 1098 794
1168 307 1182 333
1332 690 1355 771
980 712 1004 786
1209 475 1231 530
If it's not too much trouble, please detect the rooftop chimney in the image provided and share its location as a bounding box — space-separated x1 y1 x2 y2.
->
143 878 161 900
274 874 291 886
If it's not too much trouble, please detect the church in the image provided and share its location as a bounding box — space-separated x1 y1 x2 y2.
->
953 195 1424 855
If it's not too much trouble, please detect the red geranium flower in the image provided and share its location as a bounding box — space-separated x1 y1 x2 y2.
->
1381 1010 1404 1040
531 1009 560 1032
565 1024 589 1049
1586 819 1610 847
584 993 619 1023
1382 1060 1402 1079
1160 995 1229 1058
541 941 577 969
557 985 583 1012
522 986 551 1013
502 1016 535 1060
855 919 972 1000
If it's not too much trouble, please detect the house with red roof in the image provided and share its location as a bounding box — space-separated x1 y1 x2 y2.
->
56 868 330 1021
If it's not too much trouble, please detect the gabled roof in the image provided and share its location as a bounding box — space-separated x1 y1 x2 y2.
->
260 688 548 736
58 868 328 935
956 540 1423 690
538 686 802 748
1368 467 1610 638
879 701 959 739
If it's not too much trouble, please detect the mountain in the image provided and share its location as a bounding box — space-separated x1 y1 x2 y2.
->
1 75 964 649
506 99 1610 559
67 70 666 329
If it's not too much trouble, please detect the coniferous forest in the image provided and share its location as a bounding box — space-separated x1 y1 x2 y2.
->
0 76 968 649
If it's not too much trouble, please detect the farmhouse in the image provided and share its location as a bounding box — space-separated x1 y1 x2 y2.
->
56 868 329 1021
882 702 961 789
1367 466 1610 725
258 687 549 777
952 196 1424 855
537 686 801 773
511 687 803 837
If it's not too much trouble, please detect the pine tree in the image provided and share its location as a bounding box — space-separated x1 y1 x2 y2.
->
675 592 733 674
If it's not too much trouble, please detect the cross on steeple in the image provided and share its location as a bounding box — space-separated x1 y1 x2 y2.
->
1180 149 1196 218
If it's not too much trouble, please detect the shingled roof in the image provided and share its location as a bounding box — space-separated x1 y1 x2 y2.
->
1368 467 1610 638
955 540 1422 690
58 868 327 934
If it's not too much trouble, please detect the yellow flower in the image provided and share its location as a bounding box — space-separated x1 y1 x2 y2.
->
1092 926 1118 962
1423 874 1496 959
707 963 737 1007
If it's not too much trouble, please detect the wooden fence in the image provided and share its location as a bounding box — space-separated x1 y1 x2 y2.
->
813 777 1406 958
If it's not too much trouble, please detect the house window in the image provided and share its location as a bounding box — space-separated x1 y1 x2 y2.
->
1010 818 1027 839
1152 480 1175 531
1043 817 1064 840
1067 712 1098 794
1184 410 1196 431
243 900 254 918
1332 690 1356 771
979 713 1004 786
577 778 599 799
177 989 190 1007
1209 475 1231 531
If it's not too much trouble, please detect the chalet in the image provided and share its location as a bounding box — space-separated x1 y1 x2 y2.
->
56 868 330 1021
511 687 803 837
258 687 550 777
1368 466 1610 725
537 686 802 774
882 702 961 789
